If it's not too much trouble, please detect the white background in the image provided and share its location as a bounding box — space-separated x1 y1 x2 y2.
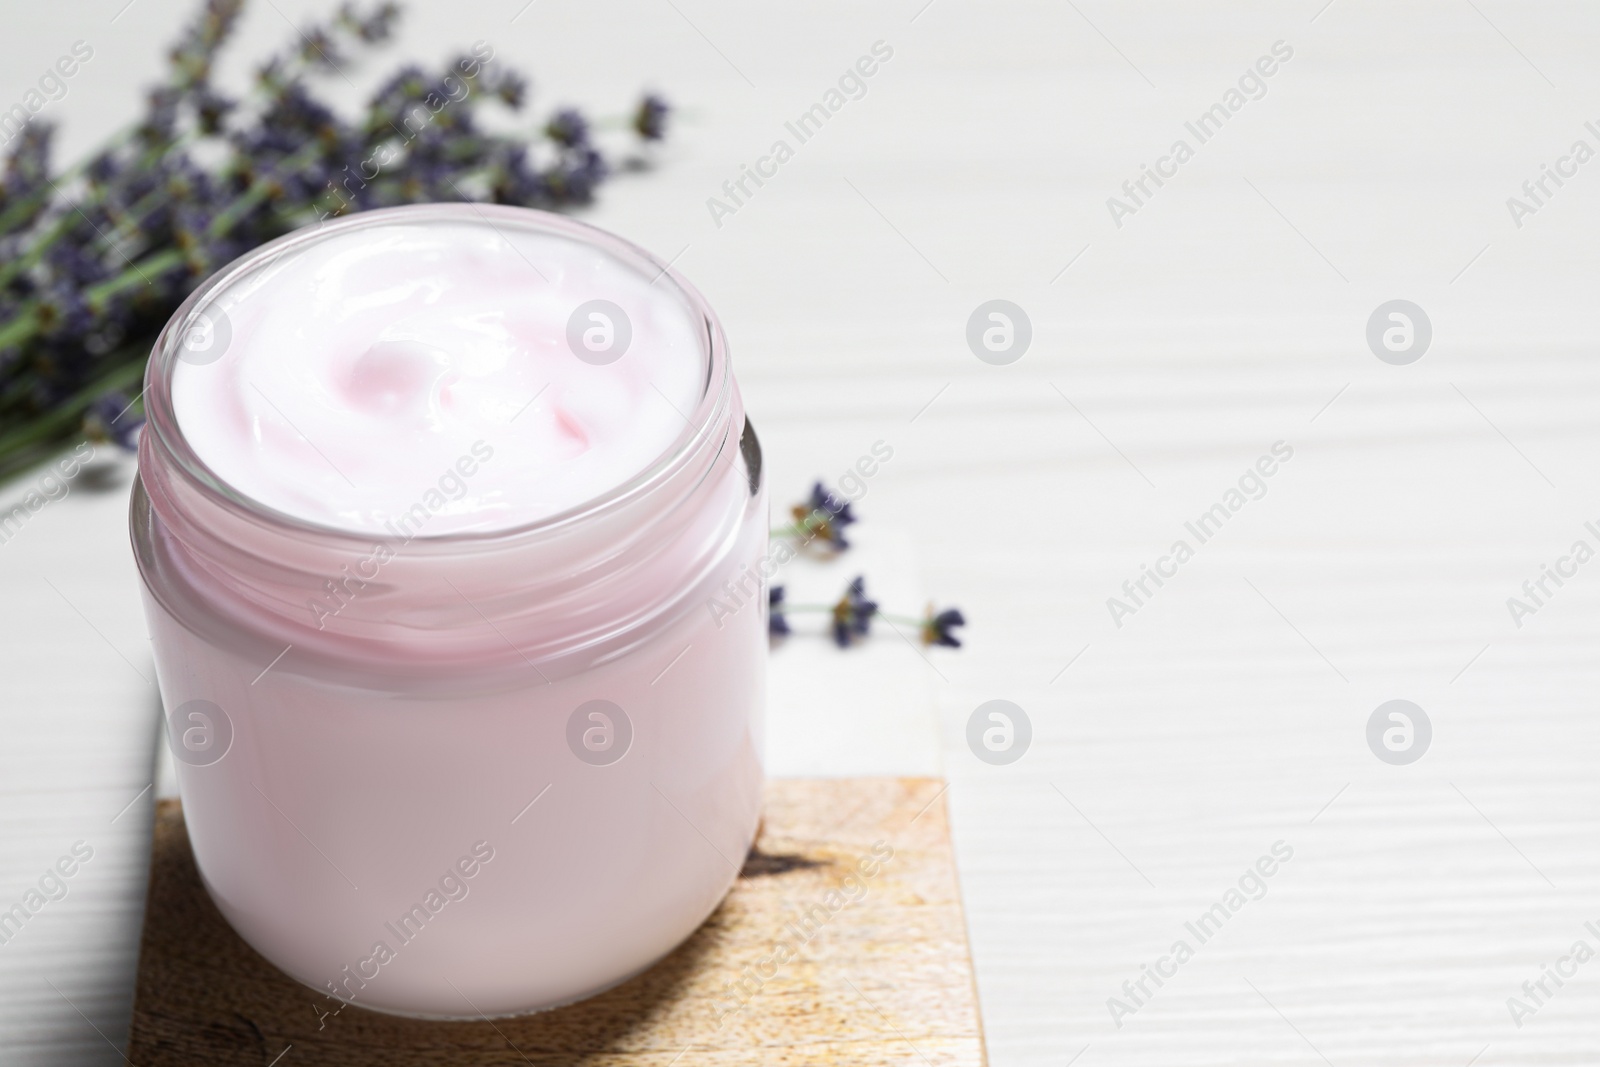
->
3 0 1600 1063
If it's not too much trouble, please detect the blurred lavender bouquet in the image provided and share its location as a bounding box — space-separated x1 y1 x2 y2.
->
0 0 668 481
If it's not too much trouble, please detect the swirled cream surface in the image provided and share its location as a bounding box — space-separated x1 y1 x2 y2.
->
171 221 705 535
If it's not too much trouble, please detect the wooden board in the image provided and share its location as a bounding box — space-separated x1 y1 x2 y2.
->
128 777 985 1066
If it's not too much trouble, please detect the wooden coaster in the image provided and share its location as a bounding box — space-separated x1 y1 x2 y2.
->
128 777 985 1065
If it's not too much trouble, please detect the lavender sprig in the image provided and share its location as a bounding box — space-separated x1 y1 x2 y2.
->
768 576 966 650
771 481 856 551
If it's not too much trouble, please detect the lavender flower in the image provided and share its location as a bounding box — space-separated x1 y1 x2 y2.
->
830 576 877 648
545 108 589 149
297 27 346 71
768 585 791 637
545 147 607 203
167 0 246 92
83 391 144 451
337 1 401 43
633 93 669 141
786 481 856 551
489 70 529 110
921 606 965 648
194 88 237 136
0 124 54 236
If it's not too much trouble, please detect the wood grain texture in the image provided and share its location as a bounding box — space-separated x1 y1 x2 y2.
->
128 778 983 1066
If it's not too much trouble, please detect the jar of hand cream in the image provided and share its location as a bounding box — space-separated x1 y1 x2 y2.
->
131 204 766 1018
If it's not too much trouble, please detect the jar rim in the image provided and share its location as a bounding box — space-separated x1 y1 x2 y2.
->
140 203 731 550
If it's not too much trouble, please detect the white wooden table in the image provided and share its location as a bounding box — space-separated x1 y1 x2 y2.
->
5 1 1600 1063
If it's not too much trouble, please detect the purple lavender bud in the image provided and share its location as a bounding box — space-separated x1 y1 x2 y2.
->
84 391 144 452
544 109 589 149
921 607 965 648
830 576 877 648
768 585 791 637
633 93 669 141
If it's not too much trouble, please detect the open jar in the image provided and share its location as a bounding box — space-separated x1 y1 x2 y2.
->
131 204 767 1017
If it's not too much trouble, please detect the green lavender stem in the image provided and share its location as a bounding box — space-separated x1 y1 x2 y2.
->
770 514 835 540
0 350 146 483
778 604 925 627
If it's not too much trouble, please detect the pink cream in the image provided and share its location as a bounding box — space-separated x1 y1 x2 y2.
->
169 218 706 536
132 205 767 1017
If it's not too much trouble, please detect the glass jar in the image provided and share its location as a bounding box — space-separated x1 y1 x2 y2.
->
131 205 767 1018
